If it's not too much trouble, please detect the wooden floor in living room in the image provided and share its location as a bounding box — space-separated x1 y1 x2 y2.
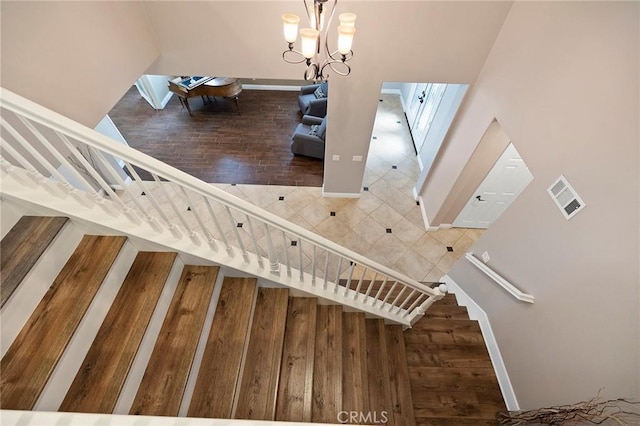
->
108 85 324 187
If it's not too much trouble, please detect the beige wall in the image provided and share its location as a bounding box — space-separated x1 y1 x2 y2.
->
433 119 511 225
0 1 159 127
424 2 639 408
142 1 513 194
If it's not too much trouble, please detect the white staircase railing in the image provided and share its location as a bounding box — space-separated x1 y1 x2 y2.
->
0 87 444 326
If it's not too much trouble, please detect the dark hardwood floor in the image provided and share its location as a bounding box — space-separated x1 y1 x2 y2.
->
108 85 324 187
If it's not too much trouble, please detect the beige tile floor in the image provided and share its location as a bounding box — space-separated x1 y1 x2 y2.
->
206 93 483 282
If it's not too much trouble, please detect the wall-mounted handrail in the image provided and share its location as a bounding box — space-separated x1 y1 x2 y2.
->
465 252 534 303
0 87 444 325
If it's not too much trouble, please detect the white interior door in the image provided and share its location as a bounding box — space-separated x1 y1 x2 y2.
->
406 83 428 131
453 143 533 229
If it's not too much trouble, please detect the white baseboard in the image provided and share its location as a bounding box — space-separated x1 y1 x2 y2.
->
381 88 403 96
441 274 520 411
242 84 302 92
159 91 174 109
321 186 361 198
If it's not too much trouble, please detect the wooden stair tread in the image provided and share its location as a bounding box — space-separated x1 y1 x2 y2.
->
435 294 458 305
405 319 485 345
311 304 342 423
416 417 500 425
365 319 394 425
275 297 317 422
130 265 220 416
410 369 502 393
0 216 68 307
342 312 369 415
234 287 289 420
409 318 481 332
187 277 257 418
422 305 470 320
412 389 505 419
59 251 177 413
0 235 126 410
385 325 416 426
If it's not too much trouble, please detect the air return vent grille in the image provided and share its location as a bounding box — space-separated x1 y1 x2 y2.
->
547 175 585 220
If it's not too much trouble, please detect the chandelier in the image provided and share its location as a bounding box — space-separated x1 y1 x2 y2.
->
282 0 357 82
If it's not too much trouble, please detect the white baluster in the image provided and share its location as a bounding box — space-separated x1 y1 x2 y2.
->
380 281 399 308
121 161 170 234
361 272 378 301
395 289 416 314
205 198 232 255
298 238 304 282
244 216 264 268
323 251 330 289
415 296 437 316
88 148 143 225
372 277 389 306
388 286 407 312
16 118 98 199
351 266 367 298
281 231 291 276
404 293 427 318
153 173 200 245
264 223 280 274
341 262 355 295
0 142 47 188
334 257 343 293
224 206 248 261
311 245 317 286
181 188 217 250
2 117 73 197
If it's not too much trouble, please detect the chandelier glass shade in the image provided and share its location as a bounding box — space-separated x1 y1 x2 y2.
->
282 0 356 82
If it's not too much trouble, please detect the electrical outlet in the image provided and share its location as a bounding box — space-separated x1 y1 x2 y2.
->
481 251 490 263
332 155 340 161
352 155 363 162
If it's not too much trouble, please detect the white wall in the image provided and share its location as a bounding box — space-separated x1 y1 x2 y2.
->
421 1 639 408
0 1 159 127
135 75 174 110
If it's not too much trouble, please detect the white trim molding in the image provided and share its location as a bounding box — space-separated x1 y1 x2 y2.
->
442 275 520 411
321 186 361 198
465 253 535 303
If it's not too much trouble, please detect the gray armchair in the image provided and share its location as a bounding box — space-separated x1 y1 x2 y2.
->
297 81 328 117
291 115 327 159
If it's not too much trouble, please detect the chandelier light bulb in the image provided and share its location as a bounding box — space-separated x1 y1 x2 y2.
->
280 1 356 81
337 25 356 55
338 12 357 28
282 14 301 43
300 28 320 59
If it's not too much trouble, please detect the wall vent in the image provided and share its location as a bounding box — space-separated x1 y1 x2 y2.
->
547 175 585 220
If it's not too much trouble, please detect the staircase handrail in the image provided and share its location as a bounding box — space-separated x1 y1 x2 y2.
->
0 87 444 323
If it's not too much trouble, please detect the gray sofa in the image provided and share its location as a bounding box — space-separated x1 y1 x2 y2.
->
297 82 328 117
291 115 326 159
